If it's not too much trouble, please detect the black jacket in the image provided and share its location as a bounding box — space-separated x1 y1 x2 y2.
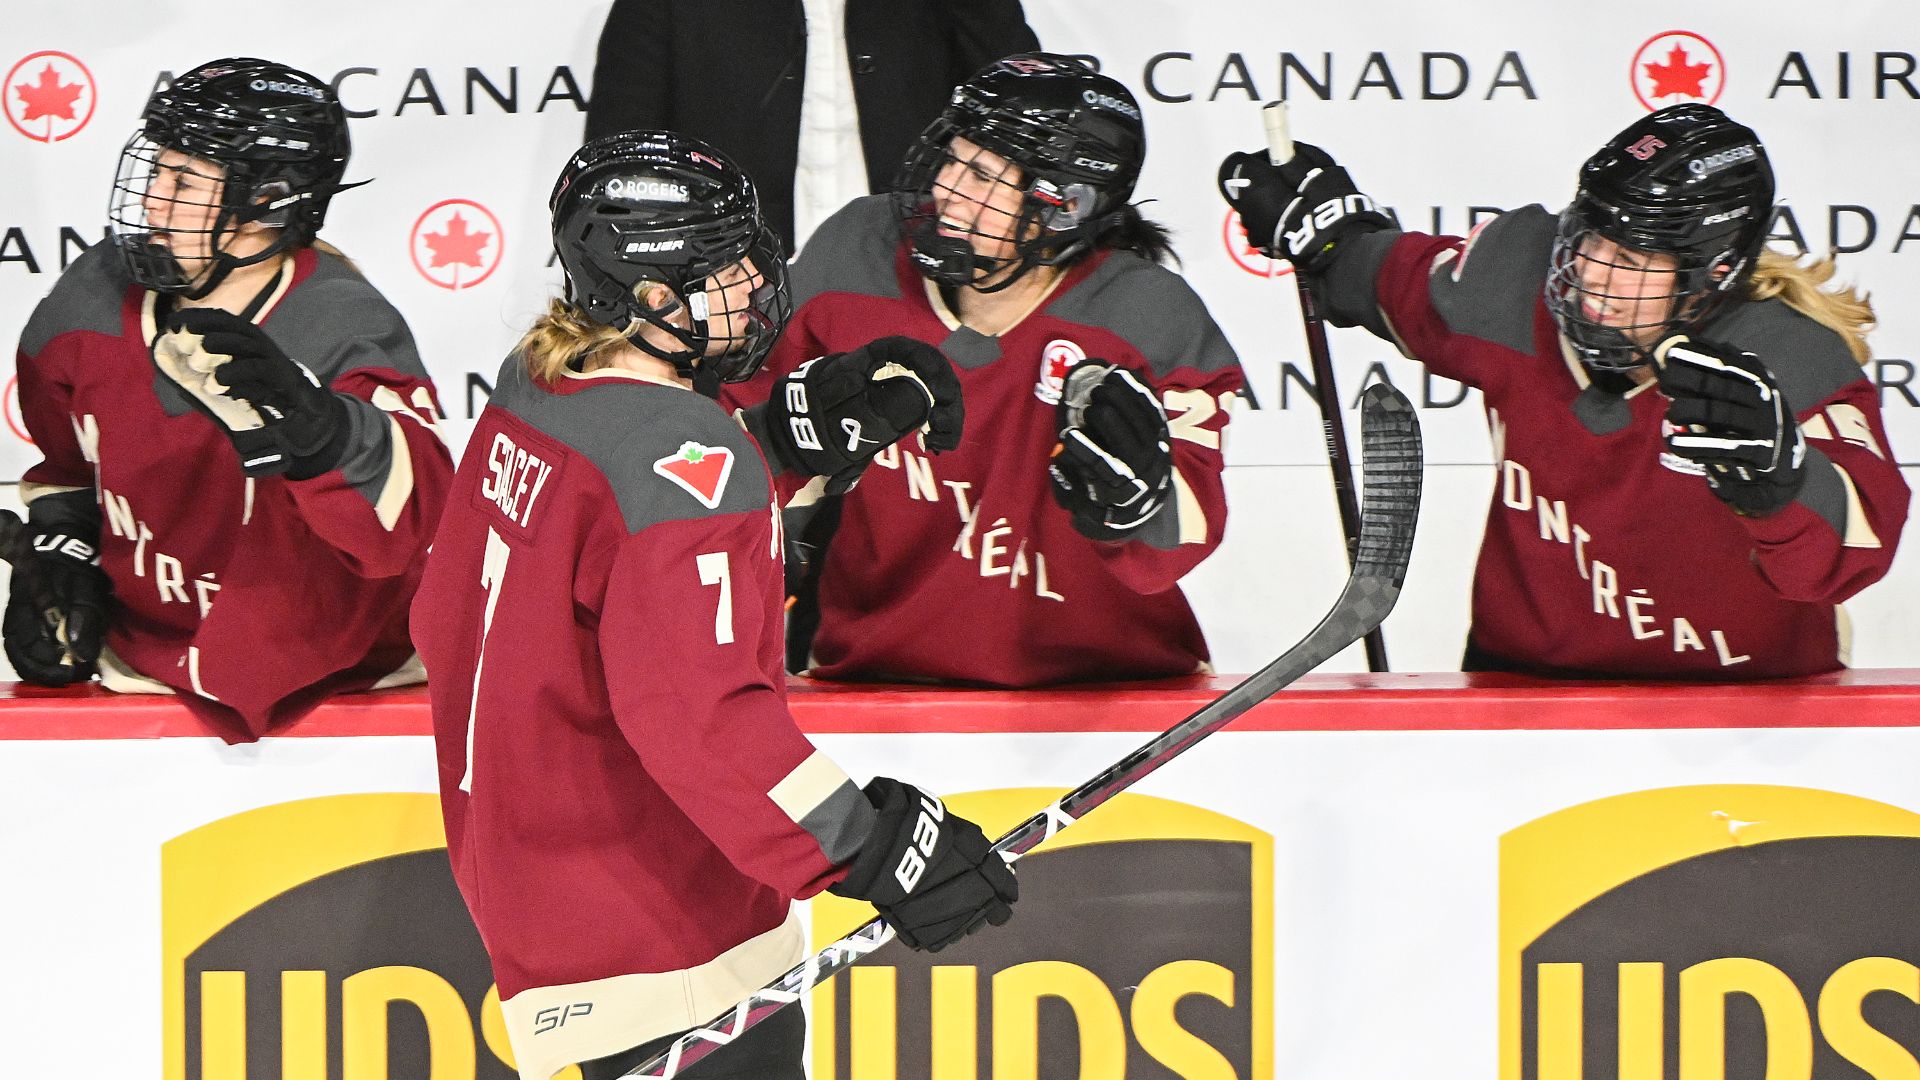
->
586 0 1038 250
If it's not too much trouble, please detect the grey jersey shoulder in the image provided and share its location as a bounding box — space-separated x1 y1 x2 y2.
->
1700 298 1867 411
266 250 430 383
1424 204 1558 354
1045 251 1242 381
489 356 771 535
789 194 902 308
19 240 130 357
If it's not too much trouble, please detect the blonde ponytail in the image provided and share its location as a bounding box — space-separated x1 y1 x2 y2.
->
516 299 632 384
1746 251 1875 366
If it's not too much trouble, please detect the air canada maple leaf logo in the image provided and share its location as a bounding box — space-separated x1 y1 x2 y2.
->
409 198 504 290
1221 209 1294 281
5 52 96 142
653 442 735 509
1631 31 1724 110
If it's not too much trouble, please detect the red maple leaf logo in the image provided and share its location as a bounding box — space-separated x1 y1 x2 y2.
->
1643 43 1713 100
421 212 493 269
653 442 735 509
13 63 84 123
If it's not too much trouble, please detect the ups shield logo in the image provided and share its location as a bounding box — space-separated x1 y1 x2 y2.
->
162 793 561 1080
811 789 1273 1079
1501 785 1920 1080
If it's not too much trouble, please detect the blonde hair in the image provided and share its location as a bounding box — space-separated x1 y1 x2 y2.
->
1745 251 1875 366
517 298 632 384
311 238 363 277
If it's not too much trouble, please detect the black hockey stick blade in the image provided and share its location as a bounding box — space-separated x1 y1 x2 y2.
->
620 382 1423 1079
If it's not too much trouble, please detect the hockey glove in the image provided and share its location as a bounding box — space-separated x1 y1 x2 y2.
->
1655 335 1807 517
760 336 963 490
152 308 351 479
3 490 111 687
1049 362 1174 540
1217 142 1392 274
829 777 1017 952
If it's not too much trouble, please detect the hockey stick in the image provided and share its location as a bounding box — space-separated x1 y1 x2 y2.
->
1264 100 1388 673
619 382 1422 1078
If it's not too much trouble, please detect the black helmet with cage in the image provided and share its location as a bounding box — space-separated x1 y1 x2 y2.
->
1546 103 1775 373
895 52 1147 293
109 57 355 298
548 130 791 383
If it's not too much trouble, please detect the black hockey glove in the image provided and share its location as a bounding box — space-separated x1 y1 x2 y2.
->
3 491 111 687
1655 335 1807 517
828 776 1017 952
759 336 963 490
1217 142 1392 274
1048 362 1174 540
152 308 351 479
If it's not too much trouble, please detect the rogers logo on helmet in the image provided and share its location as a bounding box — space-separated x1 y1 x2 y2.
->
1079 89 1141 120
249 78 327 100
1072 156 1120 173
1687 144 1757 177
603 176 690 203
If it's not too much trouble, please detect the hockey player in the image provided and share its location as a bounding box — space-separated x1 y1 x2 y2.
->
724 53 1247 685
9 58 452 737
1219 103 1907 678
412 131 1014 1080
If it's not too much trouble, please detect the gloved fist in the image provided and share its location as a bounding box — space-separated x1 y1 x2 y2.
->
1048 362 1174 539
1655 335 1807 517
3 492 111 687
153 307 350 479
829 777 1017 952
761 336 963 489
1217 142 1391 273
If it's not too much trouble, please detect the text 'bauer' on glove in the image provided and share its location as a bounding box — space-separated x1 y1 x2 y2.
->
1217 142 1392 274
3 490 111 687
828 776 1018 952
1048 362 1174 540
1654 334 1807 517
758 336 963 490
151 307 352 479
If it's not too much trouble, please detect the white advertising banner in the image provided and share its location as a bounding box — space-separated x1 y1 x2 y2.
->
3 0 1916 675
5 722 1920 1077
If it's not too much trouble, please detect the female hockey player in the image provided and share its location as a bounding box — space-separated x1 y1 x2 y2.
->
9 57 453 737
1218 103 1907 678
412 131 1014 1080
725 53 1248 686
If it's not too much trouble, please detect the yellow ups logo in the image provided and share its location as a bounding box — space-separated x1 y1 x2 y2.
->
162 793 568 1080
1501 785 1920 1080
811 789 1272 1079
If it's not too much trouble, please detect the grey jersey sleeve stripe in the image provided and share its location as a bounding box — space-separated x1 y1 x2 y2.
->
790 194 903 309
1044 253 1241 381
1426 204 1557 354
768 750 874 864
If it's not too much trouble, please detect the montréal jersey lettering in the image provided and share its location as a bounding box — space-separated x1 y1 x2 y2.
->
724 196 1247 685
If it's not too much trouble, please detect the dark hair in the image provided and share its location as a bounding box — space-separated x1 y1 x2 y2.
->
1093 204 1178 267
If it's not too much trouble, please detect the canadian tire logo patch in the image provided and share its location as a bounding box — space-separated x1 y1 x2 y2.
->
653 441 735 509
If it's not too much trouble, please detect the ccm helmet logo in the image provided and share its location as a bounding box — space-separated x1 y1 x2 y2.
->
603 176 690 203
248 78 326 100
1700 206 1752 226
1072 156 1120 173
1688 144 1757 177
1079 89 1141 120
894 792 947 893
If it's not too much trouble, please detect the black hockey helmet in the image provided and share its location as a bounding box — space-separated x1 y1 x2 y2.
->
1546 103 1775 372
896 53 1147 292
109 57 357 297
549 130 791 382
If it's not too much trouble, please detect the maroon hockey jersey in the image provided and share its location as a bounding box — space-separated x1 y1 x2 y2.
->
414 358 875 1077
14 243 453 736
1321 207 1908 677
724 196 1246 685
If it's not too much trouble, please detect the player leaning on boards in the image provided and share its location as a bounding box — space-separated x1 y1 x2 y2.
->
9 58 452 737
411 132 1015 1080
1220 104 1907 678
724 53 1248 685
